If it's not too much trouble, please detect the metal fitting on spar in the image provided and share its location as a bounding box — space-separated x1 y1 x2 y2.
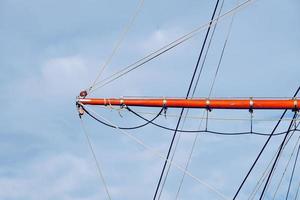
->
76 101 85 117
76 90 88 117
79 90 88 98
249 97 254 113
206 98 212 111
293 97 299 112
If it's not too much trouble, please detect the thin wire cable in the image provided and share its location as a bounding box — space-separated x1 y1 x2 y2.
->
262 115 300 199
79 118 112 200
247 128 298 200
246 120 300 200
89 0 256 93
176 9 238 198
190 0 225 98
152 1 221 199
232 86 300 200
89 110 230 200
295 181 300 200
89 0 144 92
156 109 189 200
258 112 298 200
286 137 300 200
157 1 225 198
271 127 300 200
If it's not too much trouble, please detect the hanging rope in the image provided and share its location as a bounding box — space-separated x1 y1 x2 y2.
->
125 106 299 135
81 105 164 130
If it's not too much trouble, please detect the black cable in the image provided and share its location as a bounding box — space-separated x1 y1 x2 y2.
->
286 141 300 200
232 86 300 200
81 105 163 130
259 112 298 200
83 104 300 136
127 106 299 136
82 103 300 136
152 1 221 199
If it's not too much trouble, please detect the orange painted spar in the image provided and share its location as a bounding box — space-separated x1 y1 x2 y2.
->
78 98 299 110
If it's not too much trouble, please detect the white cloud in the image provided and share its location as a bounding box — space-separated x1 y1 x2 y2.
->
0 153 104 200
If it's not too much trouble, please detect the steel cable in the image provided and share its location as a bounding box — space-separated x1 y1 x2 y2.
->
258 112 298 200
89 0 256 93
232 86 300 200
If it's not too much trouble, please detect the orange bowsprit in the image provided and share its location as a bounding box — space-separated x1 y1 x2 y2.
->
77 98 299 110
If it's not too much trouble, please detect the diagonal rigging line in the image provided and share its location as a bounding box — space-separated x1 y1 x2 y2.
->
89 0 256 94
285 131 300 200
232 86 300 200
258 111 298 200
157 0 226 198
257 120 300 199
175 4 237 199
258 120 300 198
88 0 144 92
246 120 300 200
152 1 221 199
89 110 230 200
270 121 300 200
295 181 300 200
79 118 112 200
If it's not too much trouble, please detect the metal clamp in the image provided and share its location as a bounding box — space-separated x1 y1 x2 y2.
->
249 97 254 113
206 98 212 112
293 97 298 112
162 98 168 118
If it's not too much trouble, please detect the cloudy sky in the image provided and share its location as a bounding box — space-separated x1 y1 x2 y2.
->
1 0 300 199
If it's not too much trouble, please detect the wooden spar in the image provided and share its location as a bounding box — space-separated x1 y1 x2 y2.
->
77 97 299 110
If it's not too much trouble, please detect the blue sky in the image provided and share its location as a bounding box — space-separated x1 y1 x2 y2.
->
1 0 300 199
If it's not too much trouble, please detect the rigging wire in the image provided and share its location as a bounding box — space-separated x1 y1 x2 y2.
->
88 0 144 93
247 126 299 200
89 0 256 93
246 119 300 200
88 109 230 200
270 124 300 200
258 112 298 200
152 0 222 199
79 118 112 200
125 106 299 135
232 86 300 200
81 105 163 130
157 1 226 198
286 135 300 200
263 113 300 198
175 3 236 199
295 181 300 200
